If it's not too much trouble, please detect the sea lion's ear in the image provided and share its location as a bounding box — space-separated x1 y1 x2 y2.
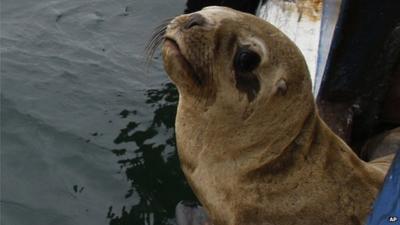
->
275 79 287 96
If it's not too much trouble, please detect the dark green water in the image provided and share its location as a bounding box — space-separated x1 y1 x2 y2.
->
1 0 196 224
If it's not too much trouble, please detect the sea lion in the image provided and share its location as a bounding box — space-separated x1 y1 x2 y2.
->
155 6 394 225
361 127 400 162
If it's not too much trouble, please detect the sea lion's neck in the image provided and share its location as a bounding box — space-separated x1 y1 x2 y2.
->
242 114 385 224
293 116 384 224
175 97 385 224
175 94 316 172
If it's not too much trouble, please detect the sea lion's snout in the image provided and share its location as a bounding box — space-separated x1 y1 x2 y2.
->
162 12 218 102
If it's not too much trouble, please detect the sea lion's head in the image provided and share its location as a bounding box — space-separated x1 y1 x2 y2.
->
158 6 314 123
148 6 315 156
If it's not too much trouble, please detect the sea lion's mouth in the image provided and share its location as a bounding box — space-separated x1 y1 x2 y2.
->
163 37 183 57
163 37 202 85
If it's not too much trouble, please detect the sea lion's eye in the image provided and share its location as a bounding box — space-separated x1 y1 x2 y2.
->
234 49 261 72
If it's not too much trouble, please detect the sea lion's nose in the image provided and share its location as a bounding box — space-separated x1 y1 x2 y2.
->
184 13 206 30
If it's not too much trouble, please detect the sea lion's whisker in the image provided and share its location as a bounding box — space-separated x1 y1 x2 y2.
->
145 36 165 66
145 33 164 56
144 17 174 68
145 28 166 55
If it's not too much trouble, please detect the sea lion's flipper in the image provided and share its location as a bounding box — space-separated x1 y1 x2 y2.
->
176 201 211 225
363 127 400 173
369 154 396 174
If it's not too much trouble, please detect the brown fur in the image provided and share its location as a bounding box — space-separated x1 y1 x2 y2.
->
161 6 393 225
